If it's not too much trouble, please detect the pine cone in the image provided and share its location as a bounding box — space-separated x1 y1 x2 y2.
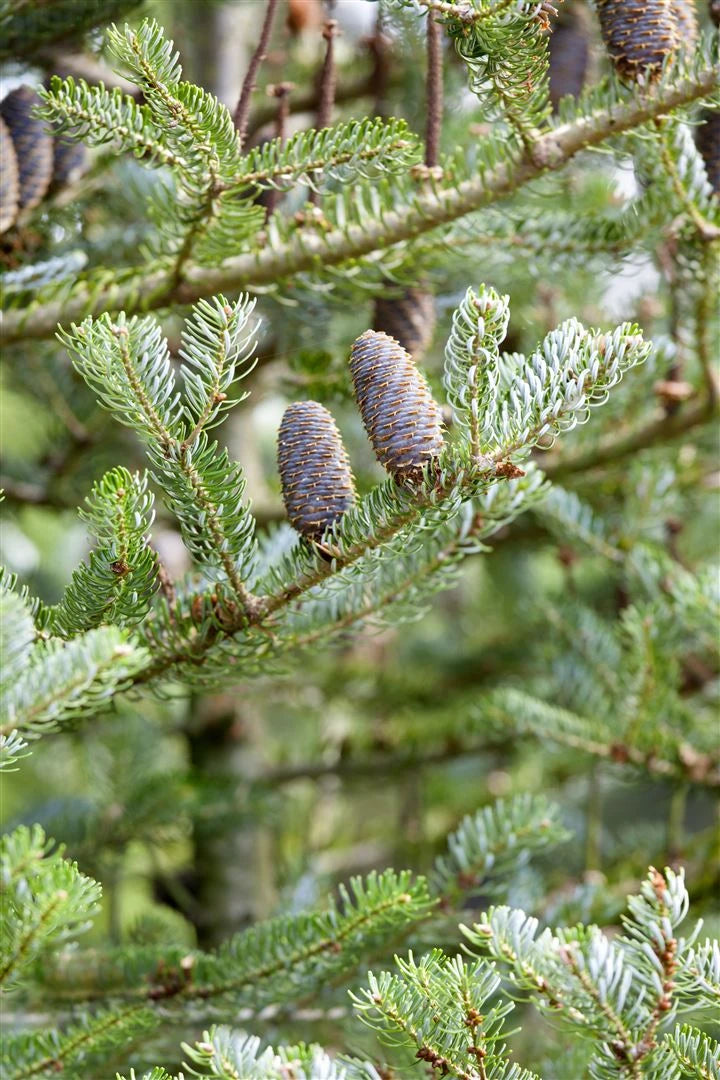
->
0 116 20 234
710 0 720 28
595 0 680 82
0 86 53 211
697 110 720 196
548 12 589 111
277 400 356 541
52 136 88 189
372 287 436 360
349 330 445 485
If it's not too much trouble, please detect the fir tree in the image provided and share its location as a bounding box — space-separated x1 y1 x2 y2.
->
0 1 718 1077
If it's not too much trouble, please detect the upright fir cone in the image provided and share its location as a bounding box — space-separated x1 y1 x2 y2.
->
372 286 436 361
595 0 680 83
277 401 356 542
0 86 53 211
548 7 589 111
697 111 720 196
0 116 19 233
349 330 445 485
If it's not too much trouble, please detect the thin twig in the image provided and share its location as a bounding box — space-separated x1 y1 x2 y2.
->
315 20 339 130
696 244 720 406
246 66 392 139
368 16 391 117
309 19 339 206
425 12 443 169
264 82 292 217
232 0 280 145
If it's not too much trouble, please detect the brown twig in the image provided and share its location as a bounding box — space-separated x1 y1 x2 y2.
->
368 17 391 117
425 12 443 169
315 20 339 130
155 556 177 610
309 19 339 206
264 82 293 218
232 0 280 145
246 66 391 140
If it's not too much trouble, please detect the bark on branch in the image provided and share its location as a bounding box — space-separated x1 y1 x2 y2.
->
2 62 718 346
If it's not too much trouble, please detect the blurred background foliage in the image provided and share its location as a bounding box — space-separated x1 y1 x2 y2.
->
1 0 718 1074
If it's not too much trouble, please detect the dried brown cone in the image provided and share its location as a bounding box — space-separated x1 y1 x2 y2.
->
0 116 19 233
595 0 681 83
51 136 88 189
0 86 53 211
349 330 445 486
696 110 720 196
548 8 589 111
372 286 436 361
277 400 356 542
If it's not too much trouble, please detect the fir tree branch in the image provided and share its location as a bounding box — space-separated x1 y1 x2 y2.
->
416 0 517 23
542 393 717 478
7 1005 154 1080
28 871 433 1011
4 59 717 345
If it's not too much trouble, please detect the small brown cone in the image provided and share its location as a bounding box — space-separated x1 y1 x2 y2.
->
277 401 356 542
697 110 720 196
373 286 436 361
52 136 88 189
349 330 445 486
595 0 680 83
0 86 53 211
0 116 20 233
548 8 589 111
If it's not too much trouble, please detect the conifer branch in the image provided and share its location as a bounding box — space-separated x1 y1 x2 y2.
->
543 392 718 478
4 58 718 345
29 871 433 1010
6 1005 155 1080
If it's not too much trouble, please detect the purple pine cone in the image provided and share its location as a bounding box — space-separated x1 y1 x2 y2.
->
278 401 356 541
349 330 445 486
